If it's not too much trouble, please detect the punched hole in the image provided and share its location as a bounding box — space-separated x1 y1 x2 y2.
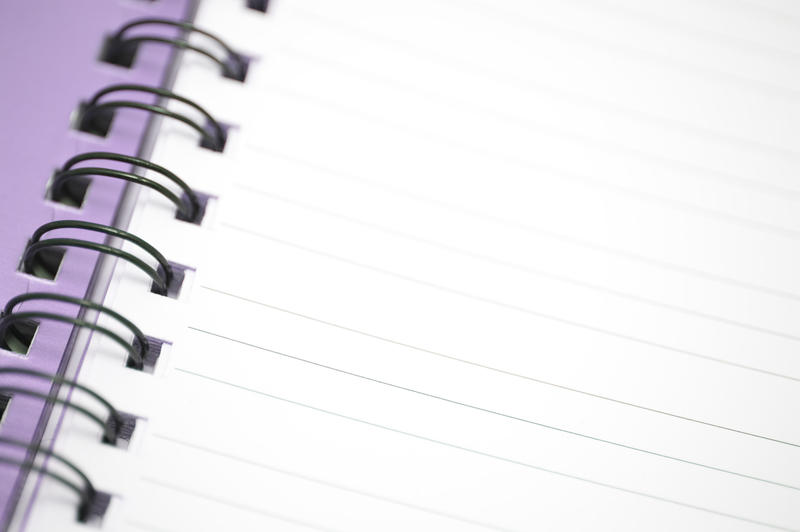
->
223 54 251 82
247 0 269 12
150 261 188 299
48 170 91 209
103 411 138 449
0 319 39 355
175 191 211 225
0 393 12 425
99 36 138 68
78 490 113 526
199 120 231 152
74 102 114 138
127 335 165 373
20 246 66 281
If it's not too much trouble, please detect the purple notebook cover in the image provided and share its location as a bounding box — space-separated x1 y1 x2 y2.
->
0 0 192 527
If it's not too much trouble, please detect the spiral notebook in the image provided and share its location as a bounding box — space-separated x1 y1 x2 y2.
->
2 0 800 530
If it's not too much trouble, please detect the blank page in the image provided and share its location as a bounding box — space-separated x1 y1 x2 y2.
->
22 0 800 531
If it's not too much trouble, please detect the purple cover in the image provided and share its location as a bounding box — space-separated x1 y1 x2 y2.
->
0 0 192 527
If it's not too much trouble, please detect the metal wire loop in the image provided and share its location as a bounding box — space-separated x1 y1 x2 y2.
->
0 437 97 522
1 292 148 370
110 17 247 79
24 220 172 294
81 84 225 151
52 152 200 221
113 36 240 79
0 368 125 444
0 455 96 522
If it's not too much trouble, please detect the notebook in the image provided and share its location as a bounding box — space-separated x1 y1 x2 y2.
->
2 0 800 530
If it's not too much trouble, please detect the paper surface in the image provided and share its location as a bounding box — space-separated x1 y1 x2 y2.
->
22 0 800 530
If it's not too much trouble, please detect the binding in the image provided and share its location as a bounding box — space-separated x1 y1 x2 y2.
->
21 220 175 296
102 18 249 81
76 83 228 152
0 4 243 526
50 152 203 223
0 0 248 525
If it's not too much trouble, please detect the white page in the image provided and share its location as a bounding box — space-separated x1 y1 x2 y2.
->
20 0 800 531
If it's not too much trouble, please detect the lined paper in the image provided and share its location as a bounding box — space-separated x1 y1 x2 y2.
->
22 0 800 530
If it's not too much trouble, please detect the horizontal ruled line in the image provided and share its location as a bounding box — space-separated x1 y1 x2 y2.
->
150 434 523 532
232 184 800 343
246 64 800 241
186 325 800 491
508 0 800 62
217 224 800 383
140 477 343 532
288 5 800 153
243 144 800 304
173 367 797 532
447 0 800 97
198 284 800 450
257 48 800 204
